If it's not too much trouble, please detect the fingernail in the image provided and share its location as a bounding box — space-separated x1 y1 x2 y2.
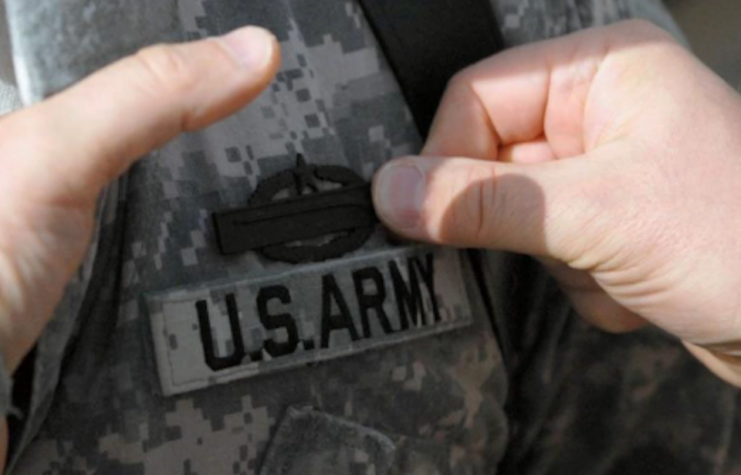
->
220 26 275 70
374 164 425 230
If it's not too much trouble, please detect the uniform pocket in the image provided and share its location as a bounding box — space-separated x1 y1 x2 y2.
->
261 406 486 475
260 406 397 475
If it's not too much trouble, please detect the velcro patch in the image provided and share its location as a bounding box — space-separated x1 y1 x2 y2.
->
147 247 473 396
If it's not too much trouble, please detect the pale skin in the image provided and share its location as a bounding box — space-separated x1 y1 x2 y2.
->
374 20 741 386
0 19 739 467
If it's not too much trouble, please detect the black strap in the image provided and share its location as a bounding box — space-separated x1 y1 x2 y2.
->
358 0 513 368
358 0 505 136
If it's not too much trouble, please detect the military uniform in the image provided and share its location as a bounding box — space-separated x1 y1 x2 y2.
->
0 1 735 474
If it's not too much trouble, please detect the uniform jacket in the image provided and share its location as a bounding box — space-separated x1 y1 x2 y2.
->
2 1 737 474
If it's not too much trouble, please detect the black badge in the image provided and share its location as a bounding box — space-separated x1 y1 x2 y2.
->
213 155 378 263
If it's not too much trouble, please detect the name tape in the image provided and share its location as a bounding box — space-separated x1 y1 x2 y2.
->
147 247 474 396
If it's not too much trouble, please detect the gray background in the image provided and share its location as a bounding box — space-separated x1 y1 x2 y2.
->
667 0 741 91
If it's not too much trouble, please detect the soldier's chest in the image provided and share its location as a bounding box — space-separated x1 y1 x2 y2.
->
18 2 508 473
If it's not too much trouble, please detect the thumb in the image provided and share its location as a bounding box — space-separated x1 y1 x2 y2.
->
373 144 626 264
0 26 280 371
2 26 280 207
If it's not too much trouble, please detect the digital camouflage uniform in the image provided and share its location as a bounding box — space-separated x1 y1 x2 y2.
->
0 1 737 474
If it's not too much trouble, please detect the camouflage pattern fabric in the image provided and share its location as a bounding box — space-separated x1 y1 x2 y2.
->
10 0 507 472
4 0 181 104
3 0 737 474
0 1 20 115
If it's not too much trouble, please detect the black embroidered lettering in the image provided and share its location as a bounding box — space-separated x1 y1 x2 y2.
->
352 267 394 337
196 294 246 371
389 260 425 329
321 274 360 348
412 253 441 323
257 286 299 357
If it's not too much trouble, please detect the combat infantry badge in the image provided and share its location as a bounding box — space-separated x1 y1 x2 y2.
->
213 155 378 263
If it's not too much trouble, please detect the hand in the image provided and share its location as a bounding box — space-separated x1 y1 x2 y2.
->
373 20 741 387
0 26 279 465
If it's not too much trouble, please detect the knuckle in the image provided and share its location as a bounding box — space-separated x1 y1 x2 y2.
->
619 19 659 36
616 19 677 44
444 165 496 244
447 69 470 91
445 68 476 99
132 44 199 98
470 167 497 242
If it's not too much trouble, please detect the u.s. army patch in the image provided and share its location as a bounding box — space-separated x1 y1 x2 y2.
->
147 247 474 396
